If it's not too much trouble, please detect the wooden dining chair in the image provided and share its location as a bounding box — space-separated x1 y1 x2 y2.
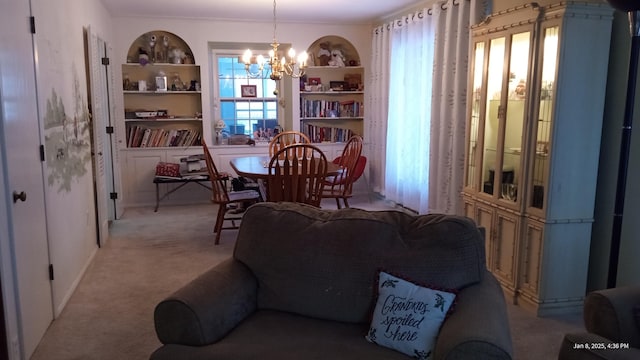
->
267 143 328 207
202 140 261 244
321 135 363 209
268 130 311 158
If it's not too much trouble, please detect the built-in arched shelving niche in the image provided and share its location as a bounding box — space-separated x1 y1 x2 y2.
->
306 35 360 67
125 30 195 65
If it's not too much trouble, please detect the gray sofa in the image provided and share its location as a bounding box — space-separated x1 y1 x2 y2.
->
151 202 513 360
558 286 640 360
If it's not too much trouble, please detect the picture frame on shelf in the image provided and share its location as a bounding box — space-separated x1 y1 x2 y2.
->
308 77 321 86
241 85 257 97
344 73 362 90
155 76 167 91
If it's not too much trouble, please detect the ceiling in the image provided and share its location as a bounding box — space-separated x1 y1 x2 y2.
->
100 0 425 24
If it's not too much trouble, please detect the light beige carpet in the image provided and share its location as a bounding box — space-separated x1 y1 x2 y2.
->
31 203 235 360
30 196 584 360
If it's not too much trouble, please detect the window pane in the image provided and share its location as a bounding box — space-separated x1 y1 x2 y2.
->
466 41 485 190
218 57 235 98
220 102 235 119
530 26 558 209
500 31 530 203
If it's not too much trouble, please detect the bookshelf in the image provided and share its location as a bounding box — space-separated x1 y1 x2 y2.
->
121 30 202 149
300 36 364 143
122 63 202 148
120 31 208 207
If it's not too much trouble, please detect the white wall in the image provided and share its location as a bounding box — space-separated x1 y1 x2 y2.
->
31 0 114 315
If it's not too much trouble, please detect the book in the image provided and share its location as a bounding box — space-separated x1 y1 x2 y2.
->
139 128 151 147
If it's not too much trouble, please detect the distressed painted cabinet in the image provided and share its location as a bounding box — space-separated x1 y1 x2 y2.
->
462 2 613 315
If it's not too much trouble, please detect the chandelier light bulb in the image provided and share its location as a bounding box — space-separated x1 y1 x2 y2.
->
242 49 252 64
298 51 308 67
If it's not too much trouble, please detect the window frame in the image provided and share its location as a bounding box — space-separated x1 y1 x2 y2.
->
211 49 279 141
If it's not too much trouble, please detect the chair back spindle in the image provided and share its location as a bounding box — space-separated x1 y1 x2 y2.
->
269 131 311 159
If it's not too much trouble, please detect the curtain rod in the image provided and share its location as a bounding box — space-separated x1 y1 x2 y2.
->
375 0 466 33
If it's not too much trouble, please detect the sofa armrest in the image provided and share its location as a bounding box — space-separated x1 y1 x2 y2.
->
584 286 640 346
558 332 640 360
434 270 513 360
154 258 258 346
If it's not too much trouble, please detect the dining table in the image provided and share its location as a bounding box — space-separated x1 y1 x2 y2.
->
229 155 341 181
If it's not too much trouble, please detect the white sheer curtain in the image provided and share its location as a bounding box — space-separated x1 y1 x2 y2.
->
368 0 488 214
428 0 472 214
385 12 434 213
367 23 391 195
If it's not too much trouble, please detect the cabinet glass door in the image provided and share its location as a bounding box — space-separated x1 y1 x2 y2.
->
500 31 531 203
481 37 505 196
530 26 558 209
466 41 486 190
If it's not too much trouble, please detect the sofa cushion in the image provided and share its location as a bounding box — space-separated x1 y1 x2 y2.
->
365 271 456 359
234 202 485 324
152 310 411 360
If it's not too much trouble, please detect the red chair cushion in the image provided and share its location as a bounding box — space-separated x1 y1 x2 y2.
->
330 156 366 185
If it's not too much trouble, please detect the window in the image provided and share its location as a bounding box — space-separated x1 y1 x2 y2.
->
215 54 278 140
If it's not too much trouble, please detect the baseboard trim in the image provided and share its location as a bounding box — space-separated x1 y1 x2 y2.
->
516 292 584 317
53 246 99 318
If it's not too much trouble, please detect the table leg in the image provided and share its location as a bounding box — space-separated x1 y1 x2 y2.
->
154 180 210 212
154 182 160 212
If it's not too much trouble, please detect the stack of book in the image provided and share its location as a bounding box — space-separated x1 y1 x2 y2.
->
127 126 201 147
303 125 356 143
300 99 363 118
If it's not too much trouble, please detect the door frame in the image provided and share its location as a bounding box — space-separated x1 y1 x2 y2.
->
0 87 21 360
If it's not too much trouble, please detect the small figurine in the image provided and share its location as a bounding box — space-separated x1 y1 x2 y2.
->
316 42 331 66
149 34 157 62
162 36 170 63
170 48 185 64
328 49 346 67
138 47 149 66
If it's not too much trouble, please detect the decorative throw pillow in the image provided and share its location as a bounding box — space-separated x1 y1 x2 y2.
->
365 271 456 359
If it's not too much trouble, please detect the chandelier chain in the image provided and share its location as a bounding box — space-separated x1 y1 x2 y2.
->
273 0 277 43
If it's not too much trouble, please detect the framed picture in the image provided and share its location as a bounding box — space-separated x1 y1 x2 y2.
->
329 81 347 91
344 73 362 90
241 85 257 97
155 76 167 91
308 77 321 86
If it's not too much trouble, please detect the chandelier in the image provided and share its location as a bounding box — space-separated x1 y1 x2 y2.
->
242 0 308 81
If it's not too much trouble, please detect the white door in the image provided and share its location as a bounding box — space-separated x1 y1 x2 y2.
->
106 42 124 220
87 27 122 243
0 0 54 358
87 27 110 245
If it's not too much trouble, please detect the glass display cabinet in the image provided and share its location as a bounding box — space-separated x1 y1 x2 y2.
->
462 2 613 315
